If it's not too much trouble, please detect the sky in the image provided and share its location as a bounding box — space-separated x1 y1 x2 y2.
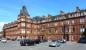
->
0 0 86 31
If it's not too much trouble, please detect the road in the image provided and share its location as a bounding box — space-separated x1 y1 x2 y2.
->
0 40 86 50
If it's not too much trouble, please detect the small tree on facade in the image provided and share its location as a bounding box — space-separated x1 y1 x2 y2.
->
83 28 86 38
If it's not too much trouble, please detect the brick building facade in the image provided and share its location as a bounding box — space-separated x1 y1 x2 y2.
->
3 6 86 42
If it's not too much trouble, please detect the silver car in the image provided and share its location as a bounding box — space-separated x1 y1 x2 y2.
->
1 38 7 43
49 41 61 47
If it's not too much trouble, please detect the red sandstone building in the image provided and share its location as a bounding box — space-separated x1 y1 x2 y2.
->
2 6 86 42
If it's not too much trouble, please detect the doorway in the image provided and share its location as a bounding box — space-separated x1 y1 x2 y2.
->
65 34 69 41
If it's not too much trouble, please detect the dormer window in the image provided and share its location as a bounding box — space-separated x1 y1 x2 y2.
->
80 12 84 16
60 10 65 15
77 13 80 16
76 6 80 12
84 12 86 15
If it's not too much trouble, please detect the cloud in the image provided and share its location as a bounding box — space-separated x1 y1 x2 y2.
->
0 22 7 31
0 22 5 26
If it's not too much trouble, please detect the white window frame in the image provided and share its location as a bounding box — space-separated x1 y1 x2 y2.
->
21 22 25 27
21 29 25 34
72 20 74 24
80 28 85 33
21 18 25 21
80 18 84 24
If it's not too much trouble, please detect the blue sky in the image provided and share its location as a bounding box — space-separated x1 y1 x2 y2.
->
0 0 86 31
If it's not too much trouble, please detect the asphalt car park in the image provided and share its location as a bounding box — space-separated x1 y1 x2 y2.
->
0 40 86 50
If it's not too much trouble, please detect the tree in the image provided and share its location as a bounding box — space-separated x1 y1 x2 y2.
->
83 28 86 37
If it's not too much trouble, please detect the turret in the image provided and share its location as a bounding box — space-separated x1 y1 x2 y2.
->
18 6 30 16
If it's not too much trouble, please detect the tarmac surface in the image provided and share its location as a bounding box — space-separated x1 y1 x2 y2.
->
0 40 86 50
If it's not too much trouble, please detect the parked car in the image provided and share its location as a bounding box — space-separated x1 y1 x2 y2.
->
49 41 61 47
16 38 22 41
78 37 86 43
1 38 7 43
11 38 16 41
40 39 47 43
20 39 35 46
0 39 1 41
57 39 66 43
34 39 41 44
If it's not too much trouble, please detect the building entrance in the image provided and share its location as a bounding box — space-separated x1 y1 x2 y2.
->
65 34 69 41
38 35 46 40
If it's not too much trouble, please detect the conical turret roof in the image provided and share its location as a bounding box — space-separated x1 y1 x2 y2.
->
18 6 30 16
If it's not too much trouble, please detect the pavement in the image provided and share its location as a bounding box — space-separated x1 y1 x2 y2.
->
0 40 86 50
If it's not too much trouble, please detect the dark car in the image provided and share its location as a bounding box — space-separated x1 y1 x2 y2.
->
34 39 41 44
57 39 66 43
78 37 86 43
20 39 35 46
41 39 47 42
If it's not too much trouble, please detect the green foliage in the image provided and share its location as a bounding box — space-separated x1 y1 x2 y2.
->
83 29 86 37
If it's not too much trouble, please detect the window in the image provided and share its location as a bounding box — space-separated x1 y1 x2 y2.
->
67 21 70 24
72 20 74 24
80 25 85 33
27 24 31 28
21 23 25 27
69 36 74 41
74 14 77 17
84 12 86 15
50 23 54 27
64 25 75 33
21 18 25 21
80 12 84 16
69 26 75 33
72 27 75 32
80 18 84 24
42 20 46 22
21 29 25 34
66 20 70 24
71 36 74 40
62 25 69 33
49 28 55 34
65 27 69 33
61 22 63 25
69 26 72 33
27 31 30 34
55 23 57 26
80 28 85 33
56 30 58 33
77 13 80 16
68 14 71 18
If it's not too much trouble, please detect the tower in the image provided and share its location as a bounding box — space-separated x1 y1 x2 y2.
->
17 6 31 39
